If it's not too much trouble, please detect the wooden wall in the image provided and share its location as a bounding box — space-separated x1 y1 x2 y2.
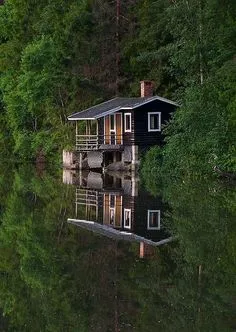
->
98 99 176 150
132 100 176 148
133 189 168 242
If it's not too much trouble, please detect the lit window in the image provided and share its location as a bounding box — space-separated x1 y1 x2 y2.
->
124 209 131 229
124 113 131 132
147 210 160 230
148 112 161 132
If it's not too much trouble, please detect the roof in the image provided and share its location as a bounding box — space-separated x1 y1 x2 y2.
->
68 218 174 246
68 96 178 121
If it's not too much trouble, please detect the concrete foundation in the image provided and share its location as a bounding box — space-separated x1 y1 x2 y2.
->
87 151 103 168
62 168 140 197
63 150 80 169
63 146 140 172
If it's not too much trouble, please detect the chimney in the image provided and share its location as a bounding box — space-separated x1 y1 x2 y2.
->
140 80 154 97
139 242 155 259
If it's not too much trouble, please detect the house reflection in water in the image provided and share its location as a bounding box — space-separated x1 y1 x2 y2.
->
64 170 173 257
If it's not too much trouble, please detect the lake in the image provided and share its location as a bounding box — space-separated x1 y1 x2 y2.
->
0 165 235 331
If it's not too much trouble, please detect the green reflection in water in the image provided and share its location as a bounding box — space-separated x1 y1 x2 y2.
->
0 165 235 331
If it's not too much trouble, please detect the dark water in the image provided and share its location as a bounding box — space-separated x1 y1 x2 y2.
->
0 165 235 331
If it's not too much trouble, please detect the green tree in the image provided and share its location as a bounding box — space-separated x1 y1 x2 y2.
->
162 0 236 174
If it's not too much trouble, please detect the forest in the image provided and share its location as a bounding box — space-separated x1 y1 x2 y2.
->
0 163 235 331
0 0 235 175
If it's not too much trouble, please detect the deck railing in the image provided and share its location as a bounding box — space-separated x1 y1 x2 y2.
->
75 188 99 219
76 134 123 151
76 188 98 207
76 135 99 151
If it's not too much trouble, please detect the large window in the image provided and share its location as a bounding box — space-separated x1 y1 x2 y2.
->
124 113 131 132
147 210 160 230
148 112 161 132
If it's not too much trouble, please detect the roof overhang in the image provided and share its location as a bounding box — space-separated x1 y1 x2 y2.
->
68 117 96 121
67 96 179 121
67 218 174 246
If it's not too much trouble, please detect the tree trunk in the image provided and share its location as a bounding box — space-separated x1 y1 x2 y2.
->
115 0 121 95
198 0 204 85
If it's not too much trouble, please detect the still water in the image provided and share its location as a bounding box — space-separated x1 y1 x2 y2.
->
0 165 235 331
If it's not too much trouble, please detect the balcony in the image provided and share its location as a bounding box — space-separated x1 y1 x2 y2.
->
76 135 99 151
76 134 123 151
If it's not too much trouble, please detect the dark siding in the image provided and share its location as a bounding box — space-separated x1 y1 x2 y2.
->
133 190 169 242
98 99 176 148
133 100 176 149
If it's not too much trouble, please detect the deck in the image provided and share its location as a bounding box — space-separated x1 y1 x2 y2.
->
76 135 124 151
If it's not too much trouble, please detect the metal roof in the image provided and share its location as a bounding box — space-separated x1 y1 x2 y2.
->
68 96 178 121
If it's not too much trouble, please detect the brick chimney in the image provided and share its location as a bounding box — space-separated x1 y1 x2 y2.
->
140 80 154 97
139 242 155 259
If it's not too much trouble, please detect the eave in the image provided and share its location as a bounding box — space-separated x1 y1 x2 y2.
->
67 96 179 121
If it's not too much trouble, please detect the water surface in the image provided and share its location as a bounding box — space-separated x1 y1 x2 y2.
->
0 165 235 331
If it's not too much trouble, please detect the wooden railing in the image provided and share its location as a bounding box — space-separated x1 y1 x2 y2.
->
76 135 99 151
75 188 99 220
76 134 123 151
76 188 98 207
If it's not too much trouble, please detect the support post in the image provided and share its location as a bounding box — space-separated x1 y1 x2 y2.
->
131 172 138 197
131 145 139 172
76 121 78 150
79 152 83 169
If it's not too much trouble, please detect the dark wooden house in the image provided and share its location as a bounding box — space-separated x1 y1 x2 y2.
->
66 171 172 253
65 81 178 170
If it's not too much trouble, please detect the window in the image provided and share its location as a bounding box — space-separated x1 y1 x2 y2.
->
110 195 115 208
124 209 131 229
148 112 161 132
124 113 131 132
147 210 160 230
110 114 115 131
110 208 115 225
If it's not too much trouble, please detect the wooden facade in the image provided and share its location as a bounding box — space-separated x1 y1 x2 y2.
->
77 99 175 151
67 89 178 169
67 171 170 244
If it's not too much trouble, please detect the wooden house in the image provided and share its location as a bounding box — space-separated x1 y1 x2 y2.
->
67 171 173 250
64 81 178 170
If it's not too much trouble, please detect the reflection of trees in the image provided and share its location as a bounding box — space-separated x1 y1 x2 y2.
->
143 176 236 331
0 166 235 331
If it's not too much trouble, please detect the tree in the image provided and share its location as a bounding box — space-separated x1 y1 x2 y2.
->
162 0 236 174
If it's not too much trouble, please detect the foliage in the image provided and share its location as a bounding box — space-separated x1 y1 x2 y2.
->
0 165 235 331
0 0 139 161
122 0 176 96
138 0 236 176
0 0 235 172
142 171 236 331
161 0 236 174
141 146 164 196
